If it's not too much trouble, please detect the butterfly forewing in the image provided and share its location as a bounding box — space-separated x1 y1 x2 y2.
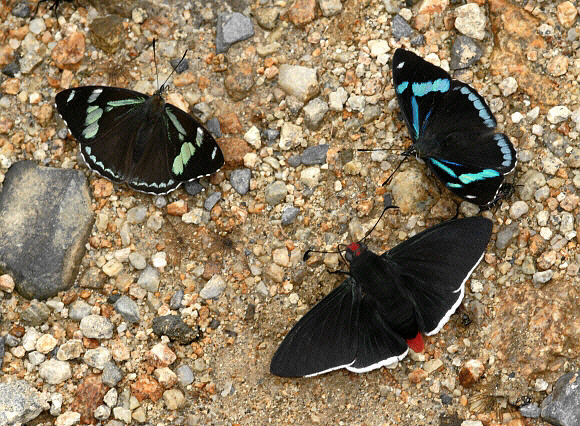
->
270 280 360 377
383 217 492 335
55 85 224 194
392 48 517 206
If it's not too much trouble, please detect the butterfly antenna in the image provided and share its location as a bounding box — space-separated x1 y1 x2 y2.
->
382 150 411 186
359 202 399 244
153 39 160 91
159 50 188 92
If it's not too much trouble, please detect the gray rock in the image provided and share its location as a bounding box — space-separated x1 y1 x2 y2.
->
80 315 114 339
265 181 287 205
230 169 252 195
544 132 569 157
281 207 300 225
263 128 279 144
68 300 92 322
200 275 227 299
0 380 49 425
84 347 112 370
128 252 146 270
301 145 329 165
542 372 580 426
169 289 185 310
184 180 204 196
126 205 147 224
176 364 195 386
102 361 123 387
20 300 51 326
533 270 554 285
114 295 140 323
137 265 160 292
520 403 541 418
495 222 519 250
450 35 483 69
204 192 222 211
152 315 200 344
11 2 30 18
38 359 72 384
303 98 329 130
216 12 255 54
287 155 302 167
392 14 412 39
0 337 4 370
206 117 222 138
0 161 94 300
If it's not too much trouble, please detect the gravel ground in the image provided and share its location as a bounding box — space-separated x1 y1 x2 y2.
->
1 0 580 425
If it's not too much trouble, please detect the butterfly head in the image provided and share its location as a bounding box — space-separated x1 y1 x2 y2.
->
345 242 367 262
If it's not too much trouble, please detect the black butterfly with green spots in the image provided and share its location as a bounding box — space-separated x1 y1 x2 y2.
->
55 85 224 194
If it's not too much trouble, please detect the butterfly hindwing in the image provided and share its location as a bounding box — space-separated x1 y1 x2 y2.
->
348 295 409 373
392 48 517 206
382 217 492 335
55 85 224 194
270 279 360 377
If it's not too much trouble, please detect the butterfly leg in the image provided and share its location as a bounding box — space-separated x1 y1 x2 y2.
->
382 147 413 187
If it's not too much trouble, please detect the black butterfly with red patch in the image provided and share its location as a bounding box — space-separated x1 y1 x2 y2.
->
270 217 492 377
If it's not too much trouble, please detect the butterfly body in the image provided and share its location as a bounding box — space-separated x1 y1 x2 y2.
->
56 85 224 194
270 217 492 377
393 49 516 206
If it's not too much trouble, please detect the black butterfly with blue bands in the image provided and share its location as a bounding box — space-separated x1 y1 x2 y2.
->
55 84 224 194
392 48 516 206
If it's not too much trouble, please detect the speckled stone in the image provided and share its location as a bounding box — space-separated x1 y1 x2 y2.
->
0 161 94 300
79 315 114 339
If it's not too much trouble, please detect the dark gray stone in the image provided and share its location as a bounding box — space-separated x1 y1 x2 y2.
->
495 222 520 250
216 12 255 54
152 315 200 344
230 169 251 195
169 58 189 74
520 403 541 418
184 180 204 196
102 361 123 387
114 296 140 323
2 61 20 78
0 380 48 424
169 289 185 310
542 372 580 426
450 35 483 70
206 117 222 138
281 207 300 225
204 192 222 211
301 145 329 165
392 14 412 39
0 161 94 300
262 129 279 144
11 2 30 18
287 155 302 167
